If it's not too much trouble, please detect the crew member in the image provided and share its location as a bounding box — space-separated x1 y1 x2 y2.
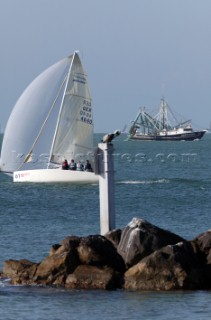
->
62 159 69 170
84 160 93 172
76 161 84 171
69 159 76 170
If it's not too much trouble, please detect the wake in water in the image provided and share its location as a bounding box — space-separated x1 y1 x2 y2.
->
117 179 170 185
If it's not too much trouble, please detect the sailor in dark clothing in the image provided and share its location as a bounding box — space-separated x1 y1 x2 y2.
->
84 160 93 172
62 159 69 170
69 159 76 170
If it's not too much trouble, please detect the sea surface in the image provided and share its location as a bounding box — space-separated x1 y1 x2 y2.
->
0 133 211 320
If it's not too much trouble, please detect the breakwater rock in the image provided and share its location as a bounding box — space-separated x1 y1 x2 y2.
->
1 217 211 290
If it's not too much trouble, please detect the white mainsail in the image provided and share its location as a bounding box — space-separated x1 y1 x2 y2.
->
49 52 93 165
0 52 94 174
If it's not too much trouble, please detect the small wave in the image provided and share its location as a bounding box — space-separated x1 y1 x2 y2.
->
118 179 170 185
0 277 11 287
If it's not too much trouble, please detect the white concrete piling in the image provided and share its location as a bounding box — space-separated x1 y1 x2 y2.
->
98 142 116 235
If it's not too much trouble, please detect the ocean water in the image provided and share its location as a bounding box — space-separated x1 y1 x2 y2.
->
1 133 211 320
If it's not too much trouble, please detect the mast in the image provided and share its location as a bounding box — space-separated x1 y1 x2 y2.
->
159 96 170 130
160 97 165 129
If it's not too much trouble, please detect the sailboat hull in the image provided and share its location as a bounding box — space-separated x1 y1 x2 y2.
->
130 130 206 141
13 169 99 183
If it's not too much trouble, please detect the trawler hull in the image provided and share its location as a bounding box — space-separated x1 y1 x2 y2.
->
130 130 206 141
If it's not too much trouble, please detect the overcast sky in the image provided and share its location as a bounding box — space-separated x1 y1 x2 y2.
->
0 0 211 133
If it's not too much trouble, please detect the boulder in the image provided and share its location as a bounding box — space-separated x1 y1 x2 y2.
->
34 252 70 285
191 230 211 288
124 241 204 290
49 244 61 256
192 230 211 264
105 229 122 248
117 217 185 267
3 259 38 285
60 235 81 251
77 235 125 272
34 245 81 285
65 265 122 290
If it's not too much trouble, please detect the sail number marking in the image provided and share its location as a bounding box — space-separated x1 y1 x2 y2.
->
14 172 30 179
80 100 92 124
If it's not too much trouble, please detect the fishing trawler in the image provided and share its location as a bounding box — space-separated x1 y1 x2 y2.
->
128 98 206 141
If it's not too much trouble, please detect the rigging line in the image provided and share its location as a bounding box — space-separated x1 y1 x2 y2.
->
167 104 180 126
16 74 68 171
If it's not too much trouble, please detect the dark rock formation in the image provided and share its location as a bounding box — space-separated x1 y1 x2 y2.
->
66 265 122 290
117 217 185 267
192 230 211 263
2 234 124 289
190 230 211 288
105 229 122 248
77 235 125 272
3 259 38 285
1 218 211 291
124 241 204 290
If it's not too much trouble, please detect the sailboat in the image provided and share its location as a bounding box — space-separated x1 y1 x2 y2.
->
0 51 99 183
128 97 206 141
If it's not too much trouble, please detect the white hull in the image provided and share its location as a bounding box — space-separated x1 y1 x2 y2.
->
13 169 99 183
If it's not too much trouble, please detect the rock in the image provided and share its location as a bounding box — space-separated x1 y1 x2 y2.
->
3 259 38 285
2 218 211 291
192 230 211 264
48 236 81 258
34 248 80 285
49 244 61 256
191 230 211 288
77 235 125 273
1 234 125 287
65 265 122 290
105 229 122 248
60 236 81 251
117 217 186 267
124 241 204 291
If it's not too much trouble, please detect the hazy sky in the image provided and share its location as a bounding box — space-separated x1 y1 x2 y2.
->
0 0 211 133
